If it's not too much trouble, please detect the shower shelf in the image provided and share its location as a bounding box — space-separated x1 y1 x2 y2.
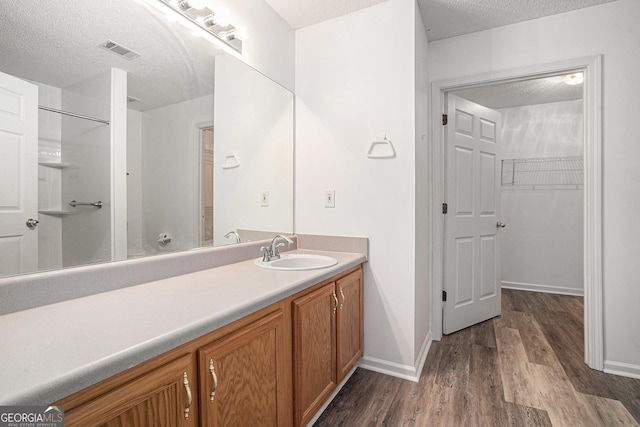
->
39 162 71 169
501 156 583 186
39 210 71 216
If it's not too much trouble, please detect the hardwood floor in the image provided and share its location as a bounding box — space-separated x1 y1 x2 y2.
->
315 289 640 426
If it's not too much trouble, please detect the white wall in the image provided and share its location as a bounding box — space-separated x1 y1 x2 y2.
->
499 101 583 295
215 0 295 91
428 0 640 374
213 55 294 246
296 0 428 376
414 3 431 363
126 109 143 257
141 95 214 254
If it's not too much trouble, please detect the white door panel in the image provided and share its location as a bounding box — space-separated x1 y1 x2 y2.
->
0 71 38 276
444 94 502 334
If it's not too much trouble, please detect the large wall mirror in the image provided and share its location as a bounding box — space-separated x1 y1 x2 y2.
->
0 0 294 279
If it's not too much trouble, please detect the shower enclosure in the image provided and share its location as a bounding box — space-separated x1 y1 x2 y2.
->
36 69 126 272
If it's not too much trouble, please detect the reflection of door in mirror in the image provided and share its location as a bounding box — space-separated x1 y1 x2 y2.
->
200 127 214 246
0 71 38 277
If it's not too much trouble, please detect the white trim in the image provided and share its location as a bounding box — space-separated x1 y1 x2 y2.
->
194 121 214 247
359 331 432 383
303 365 359 427
604 361 640 380
429 55 603 370
413 330 432 379
502 281 583 297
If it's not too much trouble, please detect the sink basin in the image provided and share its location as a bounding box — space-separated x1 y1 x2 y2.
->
254 253 338 271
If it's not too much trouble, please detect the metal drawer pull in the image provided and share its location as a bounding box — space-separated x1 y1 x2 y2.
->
497 221 506 228
183 372 192 420
332 291 338 314
339 288 345 310
209 359 219 402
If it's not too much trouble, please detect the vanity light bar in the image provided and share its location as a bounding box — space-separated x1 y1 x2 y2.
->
157 0 242 53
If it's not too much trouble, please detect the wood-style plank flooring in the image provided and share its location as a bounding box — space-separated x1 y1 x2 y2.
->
315 289 640 426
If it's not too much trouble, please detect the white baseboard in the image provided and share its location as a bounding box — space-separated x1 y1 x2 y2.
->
307 334 434 426
604 360 640 380
502 281 584 296
358 331 432 383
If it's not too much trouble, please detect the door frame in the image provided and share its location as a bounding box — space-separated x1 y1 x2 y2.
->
194 121 215 247
429 55 603 370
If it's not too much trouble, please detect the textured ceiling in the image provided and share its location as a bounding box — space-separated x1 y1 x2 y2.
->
419 0 619 41
265 0 619 40
264 0 388 29
451 75 583 109
0 0 220 111
0 0 611 112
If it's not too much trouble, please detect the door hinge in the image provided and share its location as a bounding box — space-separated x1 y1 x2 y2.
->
442 203 448 214
442 290 447 302
442 114 448 125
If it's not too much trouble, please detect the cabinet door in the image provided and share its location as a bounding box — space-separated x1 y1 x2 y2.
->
292 282 337 427
64 353 196 427
336 269 364 381
199 310 284 427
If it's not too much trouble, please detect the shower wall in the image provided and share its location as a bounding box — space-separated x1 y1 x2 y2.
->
36 82 63 271
500 100 584 295
61 71 112 268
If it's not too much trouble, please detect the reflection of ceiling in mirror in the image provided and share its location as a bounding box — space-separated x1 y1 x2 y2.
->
0 0 220 111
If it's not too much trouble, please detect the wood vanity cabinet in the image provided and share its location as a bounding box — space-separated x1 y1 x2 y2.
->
56 265 363 427
292 268 363 427
62 353 198 427
198 310 286 427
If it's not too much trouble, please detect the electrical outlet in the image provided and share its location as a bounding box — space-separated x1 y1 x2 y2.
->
324 189 335 208
260 191 269 207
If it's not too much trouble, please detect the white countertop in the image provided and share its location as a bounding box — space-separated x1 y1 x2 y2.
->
0 249 365 405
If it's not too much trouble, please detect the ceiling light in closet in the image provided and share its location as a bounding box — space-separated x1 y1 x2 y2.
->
564 73 584 85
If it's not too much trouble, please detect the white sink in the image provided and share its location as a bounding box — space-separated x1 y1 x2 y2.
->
254 253 338 271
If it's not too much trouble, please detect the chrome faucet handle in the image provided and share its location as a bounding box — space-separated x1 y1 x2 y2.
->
273 242 286 258
260 246 273 262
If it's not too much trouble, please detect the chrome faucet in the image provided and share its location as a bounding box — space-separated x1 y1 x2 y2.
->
224 230 241 243
260 234 293 262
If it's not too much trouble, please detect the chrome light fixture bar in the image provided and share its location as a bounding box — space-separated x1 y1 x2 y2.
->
157 0 242 53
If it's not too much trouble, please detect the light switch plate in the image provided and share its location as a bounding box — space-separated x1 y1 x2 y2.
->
260 191 269 207
324 189 335 208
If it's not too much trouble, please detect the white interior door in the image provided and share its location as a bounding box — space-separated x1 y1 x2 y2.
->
0 71 38 276
443 94 502 334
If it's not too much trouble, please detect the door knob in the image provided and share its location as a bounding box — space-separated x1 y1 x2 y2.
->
496 221 506 228
26 218 39 228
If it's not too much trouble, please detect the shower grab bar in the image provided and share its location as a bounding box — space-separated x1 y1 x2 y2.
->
69 200 103 209
38 105 110 125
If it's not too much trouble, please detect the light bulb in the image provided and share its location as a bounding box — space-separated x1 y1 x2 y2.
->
564 73 584 85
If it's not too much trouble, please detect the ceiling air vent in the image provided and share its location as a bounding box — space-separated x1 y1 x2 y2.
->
127 96 141 104
99 40 141 60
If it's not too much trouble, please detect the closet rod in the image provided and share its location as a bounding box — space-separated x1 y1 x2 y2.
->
38 105 110 125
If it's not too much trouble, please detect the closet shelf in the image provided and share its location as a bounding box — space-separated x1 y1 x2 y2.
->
39 162 71 169
501 156 583 186
39 210 71 216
